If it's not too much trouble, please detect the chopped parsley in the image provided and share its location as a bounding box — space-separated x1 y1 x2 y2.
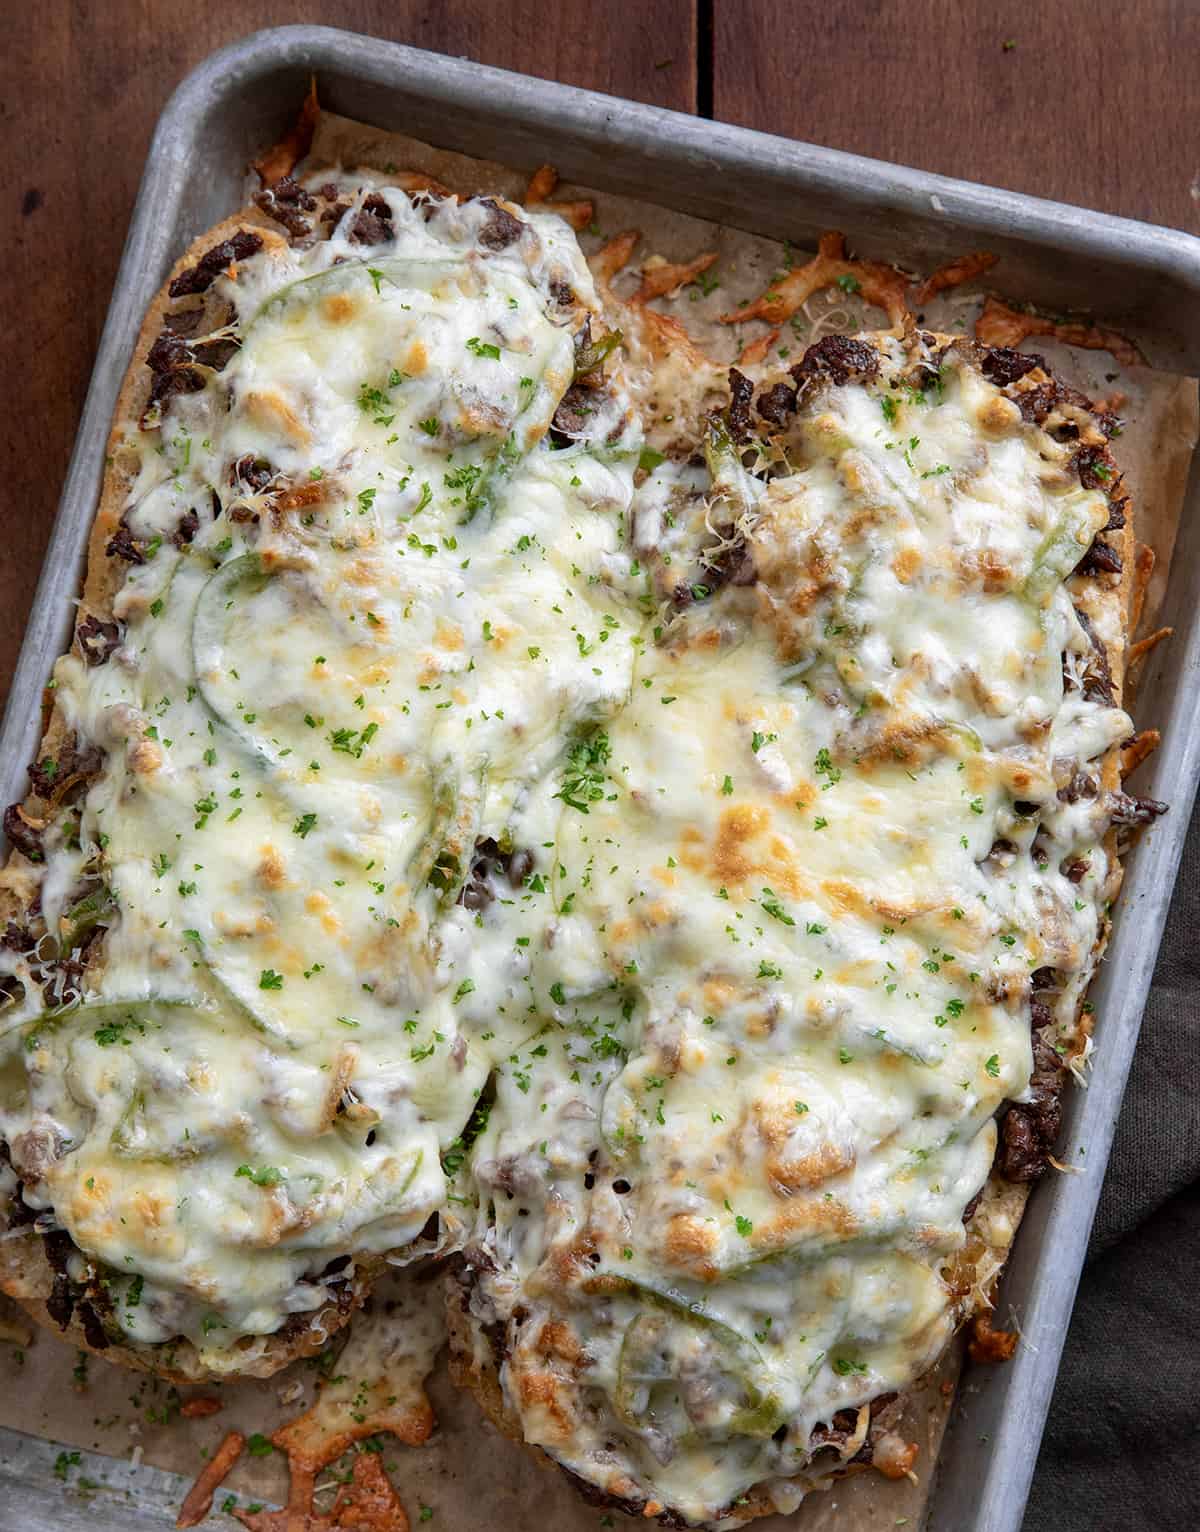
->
328 722 379 759
555 732 613 813
760 887 795 926
814 747 842 787
236 1165 283 1187
93 1015 147 1048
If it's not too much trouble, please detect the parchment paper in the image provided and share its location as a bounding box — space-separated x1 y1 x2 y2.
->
1 110 1195 1531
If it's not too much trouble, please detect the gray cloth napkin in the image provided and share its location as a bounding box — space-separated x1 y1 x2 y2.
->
1024 806 1200 1528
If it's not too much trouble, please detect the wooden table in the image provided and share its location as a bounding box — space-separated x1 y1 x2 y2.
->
2 1 1197 705
0 7 1196 1526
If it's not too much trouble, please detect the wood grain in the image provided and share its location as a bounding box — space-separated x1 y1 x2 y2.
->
2 2 1195 716
711 0 1200 234
0 0 696 713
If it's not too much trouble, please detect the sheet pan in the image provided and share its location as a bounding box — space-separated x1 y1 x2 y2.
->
2 24 1200 1531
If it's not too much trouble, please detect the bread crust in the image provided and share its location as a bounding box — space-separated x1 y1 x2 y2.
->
442 331 1141 1526
0 202 370 1384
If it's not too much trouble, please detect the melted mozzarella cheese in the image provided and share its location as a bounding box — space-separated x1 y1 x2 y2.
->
455 345 1127 1519
1 182 1127 1517
1 186 640 1362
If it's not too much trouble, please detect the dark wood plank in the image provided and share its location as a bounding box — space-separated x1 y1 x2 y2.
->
0 0 696 710
712 0 1200 235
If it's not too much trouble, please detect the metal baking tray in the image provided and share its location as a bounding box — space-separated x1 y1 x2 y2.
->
2 23 1198 1532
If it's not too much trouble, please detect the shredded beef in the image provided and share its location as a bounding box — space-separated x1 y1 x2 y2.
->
790 334 880 390
726 367 754 442
168 230 263 297
2 920 29 951
1013 374 1094 428
458 840 536 911
1103 497 1128 531
1074 538 1123 576
550 383 595 443
191 336 239 371
173 508 200 547
507 848 535 887
42 1229 76 1329
254 175 317 239
811 1408 861 1450
27 739 101 801
147 329 191 373
45 1271 75 1329
77 1299 109 1350
347 192 395 246
705 534 756 589
475 197 525 251
26 759 59 799
144 365 206 420
998 1032 1067 1181
559 1468 692 1530
459 838 510 912
1057 769 1098 804
149 323 237 383
58 925 106 994
756 380 798 425
1072 605 1115 705
273 174 316 210
75 614 121 666
105 519 144 564
980 347 1041 386
3 804 43 860
1095 410 1122 440
230 454 274 493
1014 381 1061 425
1072 444 1117 493
163 306 203 337
1107 791 1168 826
